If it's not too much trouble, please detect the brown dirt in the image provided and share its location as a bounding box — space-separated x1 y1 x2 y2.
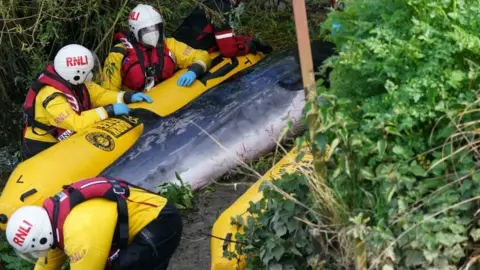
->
168 180 252 270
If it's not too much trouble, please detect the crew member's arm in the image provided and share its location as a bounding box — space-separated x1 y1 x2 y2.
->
166 37 212 78
86 81 137 108
63 201 118 270
100 43 127 92
38 86 123 132
34 249 67 270
211 22 254 57
201 0 254 57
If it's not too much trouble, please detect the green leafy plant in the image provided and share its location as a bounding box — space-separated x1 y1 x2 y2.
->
294 0 480 268
225 173 318 270
0 253 31 270
0 234 31 270
157 172 195 210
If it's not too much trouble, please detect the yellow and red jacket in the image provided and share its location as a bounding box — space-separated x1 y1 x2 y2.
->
101 31 212 92
33 177 168 270
22 65 132 144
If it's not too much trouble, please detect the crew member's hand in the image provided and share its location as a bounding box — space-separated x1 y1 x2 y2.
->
177 71 197 87
112 103 130 116
131 92 153 103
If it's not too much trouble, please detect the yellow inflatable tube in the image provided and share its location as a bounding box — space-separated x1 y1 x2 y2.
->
0 52 266 231
0 115 143 230
210 145 314 270
129 52 265 117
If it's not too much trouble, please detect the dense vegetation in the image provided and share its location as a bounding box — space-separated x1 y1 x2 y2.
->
228 0 480 269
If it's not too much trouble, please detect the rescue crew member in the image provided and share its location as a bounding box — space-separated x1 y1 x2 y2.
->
172 0 273 57
5 176 182 270
22 44 152 160
101 4 212 92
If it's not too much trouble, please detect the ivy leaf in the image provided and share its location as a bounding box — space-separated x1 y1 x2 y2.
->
435 125 456 139
387 185 398 202
410 164 425 176
404 250 425 267
377 139 386 156
295 151 305 163
315 134 328 154
260 215 270 226
269 264 283 270
295 136 305 152
472 172 480 183
266 239 276 250
236 216 244 227
448 223 466 234
296 240 306 248
275 223 287 237
283 200 295 212
398 199 408 212
260 248 266 260
290 246 303 257
423 250 438 264
326 138 340 160
286 218 298 232
436 232 468 247
385 126 402 137
443 244 465 261
247 215 256 228
360 167 375 180
470 229 480 241
272 245 285 261
262 248 274 265
392 145 409 159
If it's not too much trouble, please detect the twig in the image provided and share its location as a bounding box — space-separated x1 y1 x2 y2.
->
30 0 46 42
463 255 480 270
94 0 130 53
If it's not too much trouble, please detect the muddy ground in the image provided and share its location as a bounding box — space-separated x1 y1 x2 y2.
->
168 177 252 270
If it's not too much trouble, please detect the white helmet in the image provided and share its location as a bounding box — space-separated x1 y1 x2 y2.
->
5 206 54 263
54 44 99 85
128 4 164 48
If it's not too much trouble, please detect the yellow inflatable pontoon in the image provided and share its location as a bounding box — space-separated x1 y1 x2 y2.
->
130 52 264 117
210 145 313 270
0 115 143 230
0 51 265 230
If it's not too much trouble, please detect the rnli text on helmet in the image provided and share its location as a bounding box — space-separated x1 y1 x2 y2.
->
13 220 33 247
66 56 89 67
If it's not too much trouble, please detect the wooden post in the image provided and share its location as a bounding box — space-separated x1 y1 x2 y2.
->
292 0 316 100
292 0 326 182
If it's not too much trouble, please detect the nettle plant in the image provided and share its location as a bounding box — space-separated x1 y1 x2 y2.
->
225 173 317 270
300 0 480 268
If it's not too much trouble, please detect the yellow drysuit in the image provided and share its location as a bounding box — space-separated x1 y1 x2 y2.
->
101 37 211 92
23 81 126 144
33 187 167 270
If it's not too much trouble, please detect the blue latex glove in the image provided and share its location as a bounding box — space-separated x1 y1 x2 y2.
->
131 92 153 103
112 103 130 116
177 71 197 87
